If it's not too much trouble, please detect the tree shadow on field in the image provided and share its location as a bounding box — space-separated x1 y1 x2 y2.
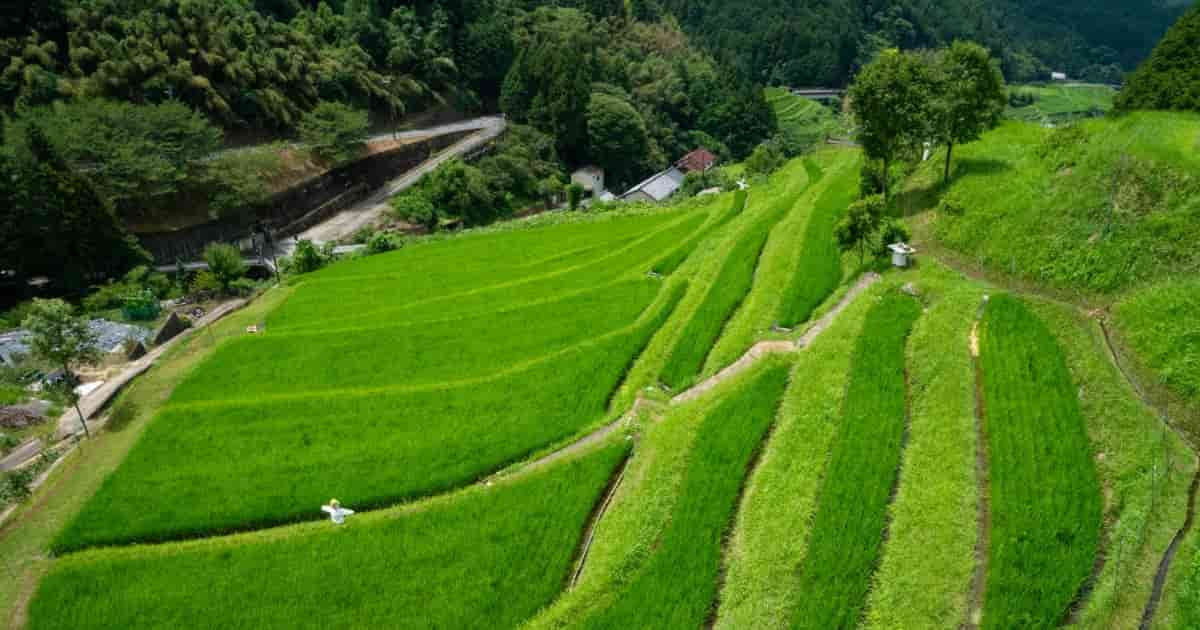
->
893 157 1011 218
956 157 1011 177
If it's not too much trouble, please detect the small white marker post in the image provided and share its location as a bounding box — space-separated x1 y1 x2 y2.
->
321 499 355 525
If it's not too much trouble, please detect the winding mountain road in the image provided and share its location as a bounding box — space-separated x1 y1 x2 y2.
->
281 116 506 254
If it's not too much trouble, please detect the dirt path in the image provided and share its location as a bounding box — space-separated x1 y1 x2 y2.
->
674 272 881 406
964 314 992 630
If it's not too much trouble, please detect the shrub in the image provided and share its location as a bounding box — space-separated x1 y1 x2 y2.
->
567 183 585 211
288 239 329 275
228 278 257 297
390 192 437 230
298 101 369 164
202 243 247 293
1 301 37 330
189 270 222 297
744 141 786 177
106 399 139 433
1008 90 1036 107
365 232 397 255
876 219 912 257
121 289 161 321
83 266 173 314
1 467 34 503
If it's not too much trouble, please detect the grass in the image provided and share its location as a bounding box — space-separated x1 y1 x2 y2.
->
764 86 846 142
863 265 983 629
659 174 796 389
30 441 630 630
790 291 922 629
909 112 1200 295
702 156 829 371
1005 83 1116 123
777 152 858 328
1113 278 1200 407
53 280 687 552
167 278 661 402
1026 300 1196 629
1169 547 1200 630
713 271 885 629
272 209 707 331
978 294 1103 629
574 361 792 629
0 288 290 625
652 191 746 276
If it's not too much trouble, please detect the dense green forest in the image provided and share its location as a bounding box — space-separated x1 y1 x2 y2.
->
1117 5 1200 112
653 0 1193 87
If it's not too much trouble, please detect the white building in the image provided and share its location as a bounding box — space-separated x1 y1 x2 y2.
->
1051 71 1068 81
571 166 607 199
621 166 686 203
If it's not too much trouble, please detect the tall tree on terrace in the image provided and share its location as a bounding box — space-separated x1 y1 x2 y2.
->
848 49 937 199
930 41 1006 184
22 299 100 437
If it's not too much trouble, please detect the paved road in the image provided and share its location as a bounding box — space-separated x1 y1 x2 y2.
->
211 116 504 160
288 116 506 253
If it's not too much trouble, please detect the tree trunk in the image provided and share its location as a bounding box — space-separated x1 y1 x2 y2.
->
943 143 954 184
882 156 890 200
68 365 89 438
74 401 90 438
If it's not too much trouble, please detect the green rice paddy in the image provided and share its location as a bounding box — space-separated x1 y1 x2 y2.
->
790 291 922 628
31 441 630 630
978 294 1103 628
15 134 1194 630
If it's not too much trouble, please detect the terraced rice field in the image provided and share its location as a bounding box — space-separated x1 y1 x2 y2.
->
54 206 714 552
15 150 1194 630
765 86 842 142
31 442 631 630
790 292 922 628
977 295 1103 628
576 362 791 628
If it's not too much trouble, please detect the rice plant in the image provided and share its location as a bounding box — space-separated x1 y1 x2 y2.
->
659 193 793 389
776 158 858 328
652 190 746 276
578 361 792 629
791 291 921 629
978 294 1102 629
33 442 629 630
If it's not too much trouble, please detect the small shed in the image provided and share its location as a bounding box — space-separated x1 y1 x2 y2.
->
621 167 686 203
1051 71 1068 81
888 242 916 268
571 166 606 199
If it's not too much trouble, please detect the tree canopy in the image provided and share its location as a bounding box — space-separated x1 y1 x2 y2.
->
1116 7 1200 113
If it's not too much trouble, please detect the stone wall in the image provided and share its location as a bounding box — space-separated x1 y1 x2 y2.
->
136 130 473 262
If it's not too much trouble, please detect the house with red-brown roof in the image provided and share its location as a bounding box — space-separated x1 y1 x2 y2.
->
675 147 718 173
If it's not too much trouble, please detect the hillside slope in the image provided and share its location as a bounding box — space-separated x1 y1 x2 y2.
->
907 113 1200 295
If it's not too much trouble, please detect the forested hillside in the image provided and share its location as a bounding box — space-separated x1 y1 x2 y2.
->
653 0 1193 86
1117 5 1200 112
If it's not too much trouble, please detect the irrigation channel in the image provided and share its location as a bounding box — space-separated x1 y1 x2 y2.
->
1094 319 1200 630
